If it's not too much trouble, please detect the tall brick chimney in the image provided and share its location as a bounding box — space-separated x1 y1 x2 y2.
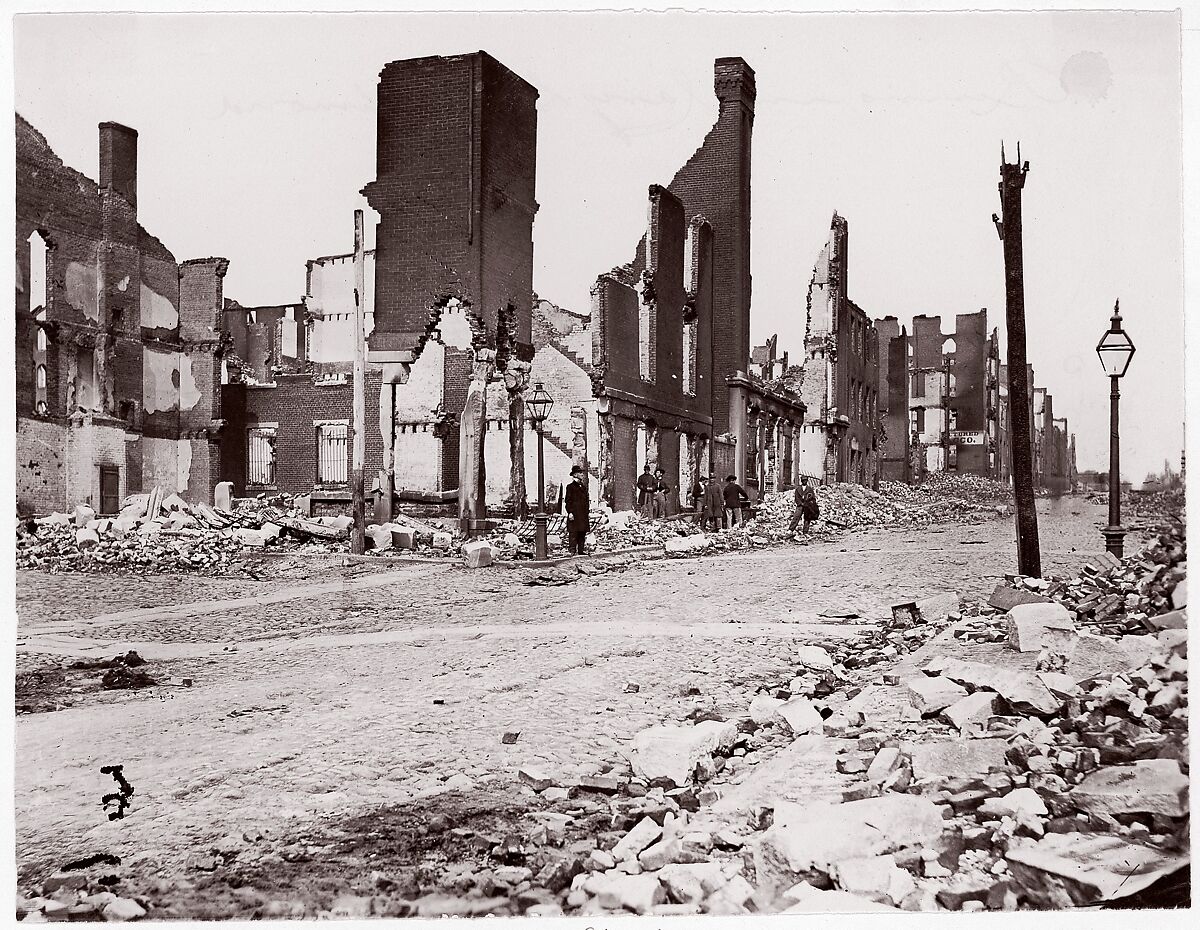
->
714 57 756 114
99 121 138 211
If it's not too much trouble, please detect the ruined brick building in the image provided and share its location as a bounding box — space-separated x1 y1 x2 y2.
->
14 115 226 515
798 214 881 488
218 54 815 518
219 52 540 523
876 311 1002 481
874 315 1077 489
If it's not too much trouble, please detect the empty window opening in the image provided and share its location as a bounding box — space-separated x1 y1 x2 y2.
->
316 421 348 485
248 427 277 487
682 320 697 396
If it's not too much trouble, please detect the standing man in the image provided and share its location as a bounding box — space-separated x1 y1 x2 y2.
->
564 465 589 555
789 477 820 536
636 464 657 517
653 467 670 518
701 475 725 531
723 474 750 527
690 475 706 523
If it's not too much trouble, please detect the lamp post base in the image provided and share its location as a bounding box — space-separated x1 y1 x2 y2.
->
534 512 549 561
1102 525 1126 560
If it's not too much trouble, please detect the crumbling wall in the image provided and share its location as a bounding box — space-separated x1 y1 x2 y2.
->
364 51 537 360
305 251 376 363
14 417 67 515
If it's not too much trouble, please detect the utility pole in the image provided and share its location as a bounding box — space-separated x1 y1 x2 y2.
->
350 209 367 555
992 144 1041 577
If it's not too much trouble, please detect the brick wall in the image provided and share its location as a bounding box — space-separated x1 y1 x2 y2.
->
364 52 537 358
219 371 385 498
15 114 222 511
655 58 754 436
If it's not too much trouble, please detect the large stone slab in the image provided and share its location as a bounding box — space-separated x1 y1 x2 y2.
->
777 698 823 736
830 854 916 907
1006 833 1189 907
937 659 1061 715
629 720 737 788
794 646 835 671
782 881 900 913
940 691 1001 732
711 734 848 817
753 795 944 896
1069 759 1188 817
905 675 967 714
988 584 1051 611
1066 631 1154 682
905 738 1008 781
1006 603 1075 653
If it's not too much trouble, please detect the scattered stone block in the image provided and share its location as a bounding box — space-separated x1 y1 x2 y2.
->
365 525 392 550
595 873 666 914
517 767 558 792
431 532 453 549
629 720 737 788
866 747 905 786
781 880 901 913
905 675 968 714
935 875 997 911
940 691 1000 732
1170 577 1186 609
612 817 663 862
978 787 1047 821
753 795 945 896
988 584 1051 610
75 527 101 547
906 738 1008 781
73 504 96 527
214 481 233 510
102 898 147 921
1007 602 1075 652
463 539 495 568
1147 612 1185 633
389 527 416 549
658 862 725 904
1006 832 1189 907
794 645 835 671
750 694 785 725
777 698 823 736
831 854 916 906
1069 759 1188 817
937 658 1062 714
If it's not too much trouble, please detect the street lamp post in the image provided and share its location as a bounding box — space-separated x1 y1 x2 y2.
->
1096 300 1135 558
525 382 554 561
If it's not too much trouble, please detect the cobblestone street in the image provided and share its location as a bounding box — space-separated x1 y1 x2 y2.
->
13 498 1119 909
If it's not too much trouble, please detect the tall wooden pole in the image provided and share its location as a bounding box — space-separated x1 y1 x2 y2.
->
350 209 367 555
993 145 1041 577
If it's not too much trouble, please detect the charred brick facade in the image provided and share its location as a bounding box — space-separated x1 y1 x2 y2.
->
798 214 880 487
14 114 225 515
362 51 538 362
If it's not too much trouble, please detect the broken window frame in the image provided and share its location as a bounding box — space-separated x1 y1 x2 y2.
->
315 419 349 486
247 426 278 488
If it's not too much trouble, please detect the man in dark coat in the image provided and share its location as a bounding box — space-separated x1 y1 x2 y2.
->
636 464 656 517
722 474 750 527
700 475 725 531
564 465 590 555
789 477 820 535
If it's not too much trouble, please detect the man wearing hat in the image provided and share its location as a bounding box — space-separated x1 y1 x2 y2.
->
564 464 590 555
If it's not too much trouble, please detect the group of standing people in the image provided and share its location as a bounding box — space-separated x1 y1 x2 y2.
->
563 463 821 556
635 465 672 519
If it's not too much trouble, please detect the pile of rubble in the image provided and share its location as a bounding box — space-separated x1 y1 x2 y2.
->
750 480 1007 536
15 495 247 575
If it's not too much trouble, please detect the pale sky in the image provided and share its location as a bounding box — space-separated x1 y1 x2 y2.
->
13 9 1184 482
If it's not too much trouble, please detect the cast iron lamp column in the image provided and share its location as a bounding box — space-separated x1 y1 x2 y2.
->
525 382 554 561
1095 300 1136 558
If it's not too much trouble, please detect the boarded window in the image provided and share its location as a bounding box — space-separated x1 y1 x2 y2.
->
316 421 348 484
911 371 924 399
915 408 927 433
247 427 277 486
